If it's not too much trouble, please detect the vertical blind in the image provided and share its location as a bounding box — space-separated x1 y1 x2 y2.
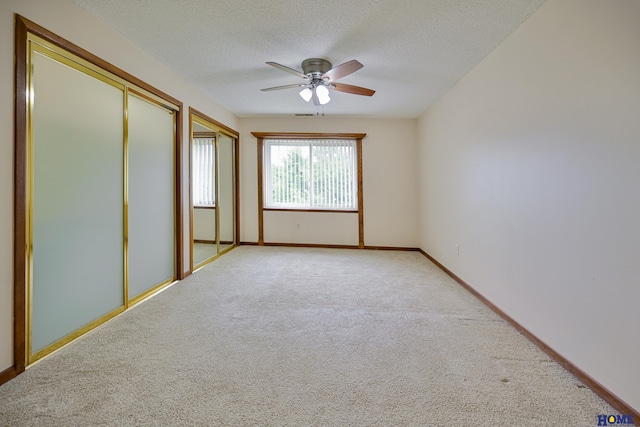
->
192 137 215 206
264 139 357 210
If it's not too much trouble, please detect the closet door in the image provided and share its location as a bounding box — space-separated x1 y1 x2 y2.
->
191 133 217 267
31 50 125 357
217 133 236 250
127 93 176 301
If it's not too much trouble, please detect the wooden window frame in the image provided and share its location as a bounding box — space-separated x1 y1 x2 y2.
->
252 132 365 248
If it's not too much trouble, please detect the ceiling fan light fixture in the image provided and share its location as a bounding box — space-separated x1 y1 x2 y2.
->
263 58 374 105
299 87 313 102
316 84 331 105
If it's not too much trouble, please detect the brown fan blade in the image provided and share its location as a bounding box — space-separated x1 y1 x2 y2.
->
261 84 308 92
321 60 363 81
331 83 375 96
266 62 308 80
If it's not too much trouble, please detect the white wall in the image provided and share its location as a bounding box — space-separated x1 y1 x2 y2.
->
418 0 640 411
263 211 359 246
0 0 238 372
239 117 419 248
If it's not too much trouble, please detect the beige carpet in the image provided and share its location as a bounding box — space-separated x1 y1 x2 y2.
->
0 246 614 426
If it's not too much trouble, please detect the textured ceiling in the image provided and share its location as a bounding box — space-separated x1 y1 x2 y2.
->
73 0 545 118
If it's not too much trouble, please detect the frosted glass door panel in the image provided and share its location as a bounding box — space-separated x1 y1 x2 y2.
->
218 134 235 246
128 94 175 299
31 52 124 353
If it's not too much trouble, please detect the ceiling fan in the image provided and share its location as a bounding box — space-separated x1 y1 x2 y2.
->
261 58 375 106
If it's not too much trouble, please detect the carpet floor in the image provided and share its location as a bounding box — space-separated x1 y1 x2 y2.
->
0 246 614 426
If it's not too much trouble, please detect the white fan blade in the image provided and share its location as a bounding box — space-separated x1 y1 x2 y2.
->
266 62 308 80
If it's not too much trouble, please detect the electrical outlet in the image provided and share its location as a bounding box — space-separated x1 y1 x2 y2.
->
296 223 300 229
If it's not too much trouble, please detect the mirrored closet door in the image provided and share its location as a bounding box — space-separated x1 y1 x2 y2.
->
191 122 218 267
217 133 237 252
190 109 238 270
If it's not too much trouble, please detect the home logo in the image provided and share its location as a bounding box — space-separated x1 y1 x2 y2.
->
597 414 635 426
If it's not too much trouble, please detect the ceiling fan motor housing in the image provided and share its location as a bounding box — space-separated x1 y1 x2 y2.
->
302 58 332 79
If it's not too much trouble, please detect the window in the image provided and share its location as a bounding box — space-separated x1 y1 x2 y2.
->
264 139 358 210
192 136 215 207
